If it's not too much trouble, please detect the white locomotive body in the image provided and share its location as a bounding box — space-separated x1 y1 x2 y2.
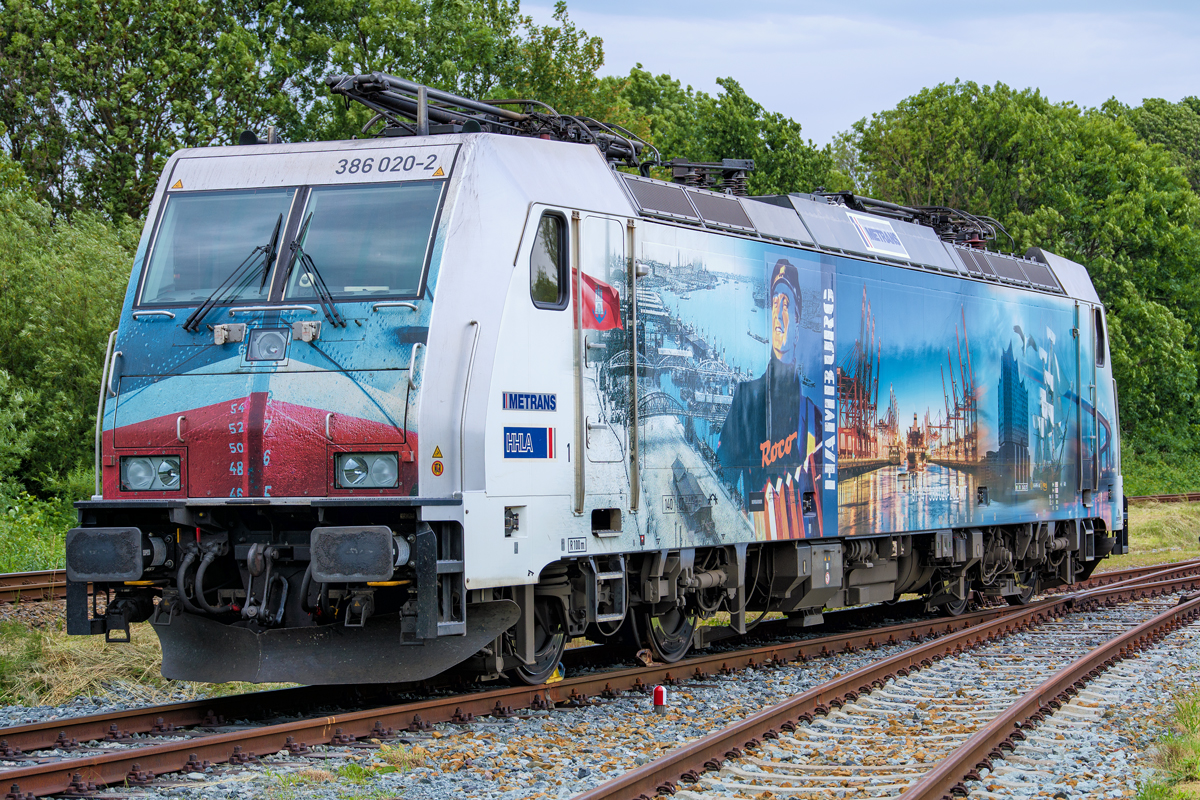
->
64 76 1124 684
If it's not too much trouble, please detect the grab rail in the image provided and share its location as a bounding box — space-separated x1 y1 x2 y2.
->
107 351 123 397
93 330 118 499
228 305 317 315
408 342 423 391
459 321 480 495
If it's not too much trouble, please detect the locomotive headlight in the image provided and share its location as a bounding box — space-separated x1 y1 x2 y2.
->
339 455 369 486
121 458 154 491
369 454 398 487
336 453 400 488
120 456 181 491
247 328 289 361
156 458 180 489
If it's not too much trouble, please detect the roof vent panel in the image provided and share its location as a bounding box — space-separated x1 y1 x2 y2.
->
685 188 754 231
622 175 700 222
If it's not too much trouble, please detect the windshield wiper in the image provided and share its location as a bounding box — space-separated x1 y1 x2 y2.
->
285 213 346 328
182 213 283 332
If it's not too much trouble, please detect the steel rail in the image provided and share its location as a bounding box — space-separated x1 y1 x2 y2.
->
1128 492 1200 504
898 592 1200 800
0 598 996 755
2 568 1198 797
0 559 1195 756
573 568 1200 800
0 571 68 604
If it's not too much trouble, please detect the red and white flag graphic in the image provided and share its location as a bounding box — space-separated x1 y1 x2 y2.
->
578 271 623 331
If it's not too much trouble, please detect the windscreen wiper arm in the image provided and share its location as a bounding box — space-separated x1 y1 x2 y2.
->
285 213 346 328
182 213 283 332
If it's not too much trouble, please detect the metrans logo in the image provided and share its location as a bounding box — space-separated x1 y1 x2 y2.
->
846 212 909 259
502 392 557 411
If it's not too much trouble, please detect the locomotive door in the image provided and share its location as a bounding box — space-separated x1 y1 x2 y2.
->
575 215 633 510
1075 302 1098 497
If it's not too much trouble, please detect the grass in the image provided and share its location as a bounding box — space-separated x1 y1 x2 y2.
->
0 619 291 707
263 746 427 800
1122 447 1200 497
1098 501 1200 572
1138 687 1200 799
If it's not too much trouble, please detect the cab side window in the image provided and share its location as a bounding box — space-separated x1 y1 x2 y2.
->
530 213 567 309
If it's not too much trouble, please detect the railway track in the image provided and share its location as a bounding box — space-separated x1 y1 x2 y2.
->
578 571 1200 800
0 560 1197 797
0 571 67 604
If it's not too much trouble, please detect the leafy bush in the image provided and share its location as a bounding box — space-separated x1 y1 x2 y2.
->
0 490 73 571
0 154 135 498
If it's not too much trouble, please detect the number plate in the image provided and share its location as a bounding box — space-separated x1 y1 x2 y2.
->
167 144 459 191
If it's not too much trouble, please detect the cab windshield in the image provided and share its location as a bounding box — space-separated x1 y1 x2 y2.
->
284 181 443 300
140 188 296 306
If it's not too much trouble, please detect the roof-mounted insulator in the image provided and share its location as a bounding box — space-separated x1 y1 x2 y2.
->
668 158 755 196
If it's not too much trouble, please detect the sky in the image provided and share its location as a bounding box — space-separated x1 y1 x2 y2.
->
527 1 1200 145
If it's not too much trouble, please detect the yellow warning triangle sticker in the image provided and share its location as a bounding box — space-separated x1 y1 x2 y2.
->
432 446 443 458
432 167 444 177
171 180 183 189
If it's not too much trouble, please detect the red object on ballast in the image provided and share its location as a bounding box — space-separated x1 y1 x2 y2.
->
653 685 667 715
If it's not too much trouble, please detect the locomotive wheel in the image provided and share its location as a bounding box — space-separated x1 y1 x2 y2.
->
511 604 567 685
936 594 971 617
1005 575 1038 606
639 607 697 663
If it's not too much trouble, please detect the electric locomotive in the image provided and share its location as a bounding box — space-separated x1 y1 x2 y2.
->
65 74 1126 685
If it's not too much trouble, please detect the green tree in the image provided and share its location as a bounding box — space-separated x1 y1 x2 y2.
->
0 0 289 219
847 80 1200 444
273 0 529 143
622 66 838 195
0 153 134 490
1121 96 1200 194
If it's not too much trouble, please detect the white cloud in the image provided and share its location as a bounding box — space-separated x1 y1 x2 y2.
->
527 5 1200 144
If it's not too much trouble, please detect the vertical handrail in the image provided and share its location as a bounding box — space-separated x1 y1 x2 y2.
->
93 330 118 499
459 320 480 496
626 218 640 512
1080 303 1089 496
1089 306 1100 492
408 342 423 391
571 211 585 515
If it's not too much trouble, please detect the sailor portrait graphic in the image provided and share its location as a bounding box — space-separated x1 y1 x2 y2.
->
717 258 824 539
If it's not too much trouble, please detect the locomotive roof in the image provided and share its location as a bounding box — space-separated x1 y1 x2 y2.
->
155 129 1100 307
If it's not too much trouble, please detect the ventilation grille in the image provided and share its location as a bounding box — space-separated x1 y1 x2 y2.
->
1019 260 1062 291
952 246 1064 294
956 248 995 277
622 176 699 222
685 189 754 230
985 253 1030 282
